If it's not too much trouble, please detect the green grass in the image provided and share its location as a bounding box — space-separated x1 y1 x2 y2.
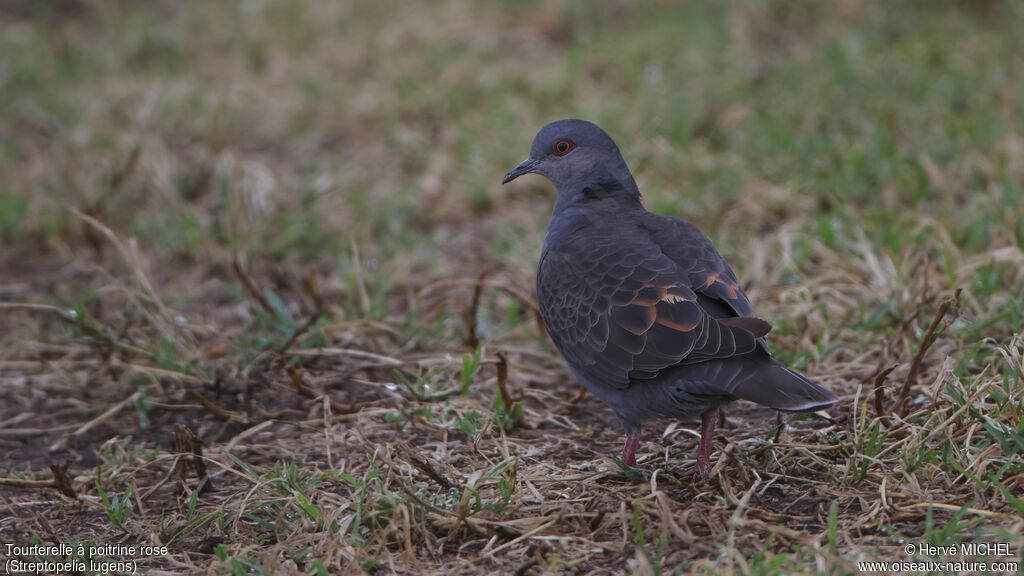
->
1 1 1023 574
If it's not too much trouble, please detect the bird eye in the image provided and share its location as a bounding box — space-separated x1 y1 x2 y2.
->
552 138 575 156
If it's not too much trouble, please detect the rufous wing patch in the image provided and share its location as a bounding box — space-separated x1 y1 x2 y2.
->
654 317 698 332
663 284 693 303
631 285 664 306
652 298 701 333
633 283 696 305
614 303 656 335
613 283 699 336
703 272 740 299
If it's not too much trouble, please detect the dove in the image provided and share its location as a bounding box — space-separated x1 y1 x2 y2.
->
503 119 837 478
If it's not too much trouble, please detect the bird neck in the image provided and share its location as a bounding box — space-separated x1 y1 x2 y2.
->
553 178 642 212
545 181 644 248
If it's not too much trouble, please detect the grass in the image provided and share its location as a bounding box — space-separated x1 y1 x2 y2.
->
1 0 1024 574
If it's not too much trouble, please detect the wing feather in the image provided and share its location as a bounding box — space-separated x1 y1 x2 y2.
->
537 225 770 391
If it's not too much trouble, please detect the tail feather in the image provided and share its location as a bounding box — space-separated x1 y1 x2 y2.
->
731 361 837 412
657 356 838 421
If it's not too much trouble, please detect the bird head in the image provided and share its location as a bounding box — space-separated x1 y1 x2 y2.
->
502 119 638 197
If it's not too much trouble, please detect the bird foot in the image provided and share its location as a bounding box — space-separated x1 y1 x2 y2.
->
616 457 652 471
616 451 654 471
674 457 712 482
615 428 653 473
619 428 643 466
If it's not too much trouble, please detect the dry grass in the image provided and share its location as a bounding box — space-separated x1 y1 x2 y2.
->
2 1 1024 574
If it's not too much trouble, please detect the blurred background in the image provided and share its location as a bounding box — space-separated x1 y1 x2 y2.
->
2 1 1023 573
3 1 1021 281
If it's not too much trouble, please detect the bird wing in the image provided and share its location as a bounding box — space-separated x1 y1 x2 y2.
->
639 215 837 413
537 227 770 392
644 213 753 319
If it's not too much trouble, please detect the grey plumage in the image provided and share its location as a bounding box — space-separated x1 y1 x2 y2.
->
503 119 838 477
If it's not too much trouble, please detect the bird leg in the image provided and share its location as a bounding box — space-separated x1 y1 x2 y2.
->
695 409 717 480
677 409 717 480
620 428 642 467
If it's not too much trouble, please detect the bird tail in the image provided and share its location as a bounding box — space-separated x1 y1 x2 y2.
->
731 360 838 412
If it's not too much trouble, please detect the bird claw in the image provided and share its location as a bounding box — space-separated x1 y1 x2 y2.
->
613 453 651 471
674 444 713 481
613 456 653 482
674 461 712 482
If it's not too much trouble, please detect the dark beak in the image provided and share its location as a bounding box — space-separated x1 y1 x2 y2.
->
502 157 541 184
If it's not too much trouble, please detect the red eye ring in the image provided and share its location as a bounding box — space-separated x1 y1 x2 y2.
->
552 138 575 156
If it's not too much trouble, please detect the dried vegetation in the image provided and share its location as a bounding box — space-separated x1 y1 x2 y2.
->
1 1 1023 574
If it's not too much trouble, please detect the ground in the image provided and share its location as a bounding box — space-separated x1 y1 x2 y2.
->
1 1 1023 574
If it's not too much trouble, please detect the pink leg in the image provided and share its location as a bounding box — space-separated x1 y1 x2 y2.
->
620 428 642 467
696 409 717 480
678 410 718 480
